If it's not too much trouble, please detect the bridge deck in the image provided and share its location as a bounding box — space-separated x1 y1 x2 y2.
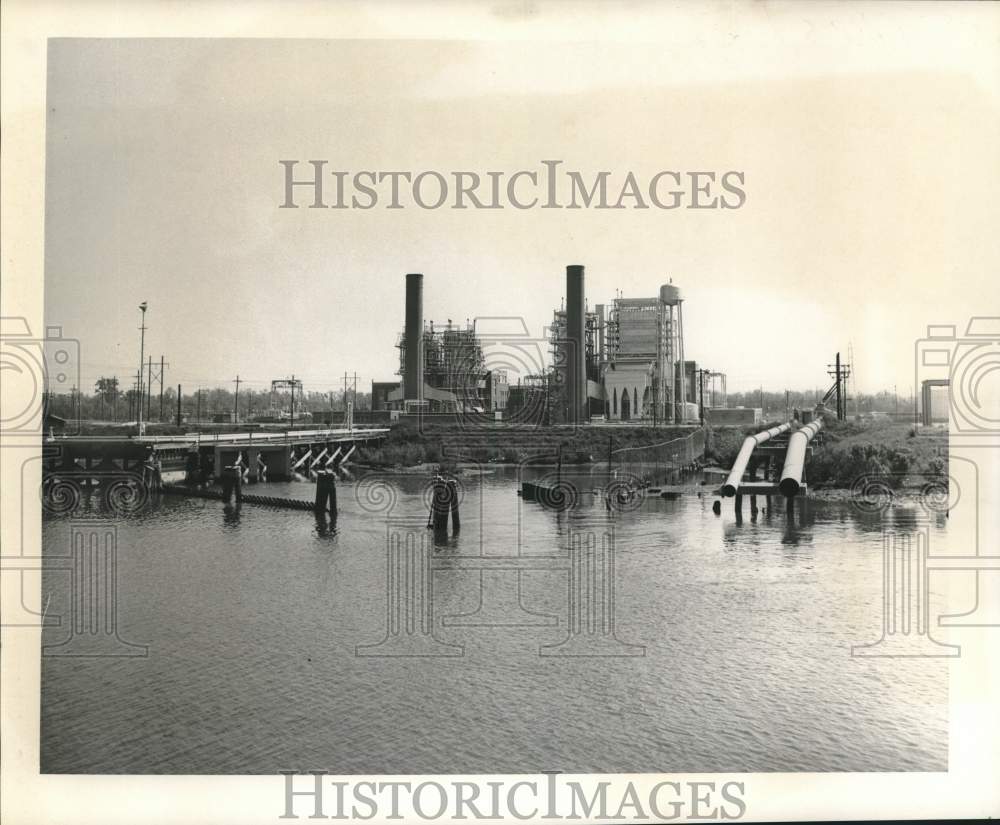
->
46 427 389 452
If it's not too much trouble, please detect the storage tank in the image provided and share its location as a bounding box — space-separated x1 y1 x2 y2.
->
659 283 683 305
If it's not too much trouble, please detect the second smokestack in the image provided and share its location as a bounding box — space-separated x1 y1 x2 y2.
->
404 273 424 402
566 264 586 425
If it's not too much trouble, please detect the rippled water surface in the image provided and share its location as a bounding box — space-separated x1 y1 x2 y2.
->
41 468 949 773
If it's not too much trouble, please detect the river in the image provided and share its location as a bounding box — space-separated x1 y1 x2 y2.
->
40 467 949 773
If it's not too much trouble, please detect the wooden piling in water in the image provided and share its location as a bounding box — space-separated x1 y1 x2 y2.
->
431 476 450 531
448 478 460 531
314 471 337 517
221 465 242 505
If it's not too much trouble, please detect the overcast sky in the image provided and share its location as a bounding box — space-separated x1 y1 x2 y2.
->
44 24 999 398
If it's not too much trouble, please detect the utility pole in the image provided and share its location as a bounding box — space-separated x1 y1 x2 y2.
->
695 368 710 425
176 384 182 427
835 352 842 420
137 302 148 430
894 384 899 418
196 389 201 424
133 371 142 422
157 356 166 421
825 352 851 421
146 356 153 423
233 374 241 423
248 390 254 420
271 377 302 428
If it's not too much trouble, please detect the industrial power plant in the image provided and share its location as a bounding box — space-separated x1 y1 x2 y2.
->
373 265 737 426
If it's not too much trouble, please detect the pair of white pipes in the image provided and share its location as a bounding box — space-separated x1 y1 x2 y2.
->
720 419 823 498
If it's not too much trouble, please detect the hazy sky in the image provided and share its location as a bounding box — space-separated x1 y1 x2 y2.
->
44 29 999 398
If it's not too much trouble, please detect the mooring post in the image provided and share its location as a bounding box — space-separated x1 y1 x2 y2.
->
221 465 236 505
786 496 795 518
735 492 743 524
448 478 460 531
314 472 326 513
313 470 338 517
750 494 758 520
432 476 450 531
712 499 721 515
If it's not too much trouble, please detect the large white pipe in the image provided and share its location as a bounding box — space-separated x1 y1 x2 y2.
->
721 422 791 497
779 420 824 497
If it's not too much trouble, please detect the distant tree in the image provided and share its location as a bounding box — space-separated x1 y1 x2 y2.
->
94 376 119 404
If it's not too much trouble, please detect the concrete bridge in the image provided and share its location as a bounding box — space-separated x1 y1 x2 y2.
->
43 427 389 483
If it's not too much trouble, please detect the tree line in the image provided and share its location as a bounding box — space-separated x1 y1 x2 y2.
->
45 378 373 423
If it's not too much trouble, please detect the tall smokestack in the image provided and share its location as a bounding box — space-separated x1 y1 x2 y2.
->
404 273 424 402
565 264 586 424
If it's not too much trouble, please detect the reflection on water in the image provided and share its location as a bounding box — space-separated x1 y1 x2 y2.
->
41 467 949 774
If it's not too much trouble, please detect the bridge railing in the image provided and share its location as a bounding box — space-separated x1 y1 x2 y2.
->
43 427 389 447
136 428 389 446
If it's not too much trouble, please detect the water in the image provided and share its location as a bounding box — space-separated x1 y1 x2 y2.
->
41 467 949 773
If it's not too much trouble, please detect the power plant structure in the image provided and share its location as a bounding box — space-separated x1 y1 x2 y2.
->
550 278 699 423
602 284 688 423
382 273 509 413
375 266 727 425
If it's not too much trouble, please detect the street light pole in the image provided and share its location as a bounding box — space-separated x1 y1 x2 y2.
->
137 302 148 431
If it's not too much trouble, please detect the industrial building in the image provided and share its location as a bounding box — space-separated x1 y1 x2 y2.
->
602 285 687 422
548 275 707 424
379 273 510 414
378 267 729 425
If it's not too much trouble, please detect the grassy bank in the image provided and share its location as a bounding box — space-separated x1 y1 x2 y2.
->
807 418 946 489
355 420 702 468
703 416 947 490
